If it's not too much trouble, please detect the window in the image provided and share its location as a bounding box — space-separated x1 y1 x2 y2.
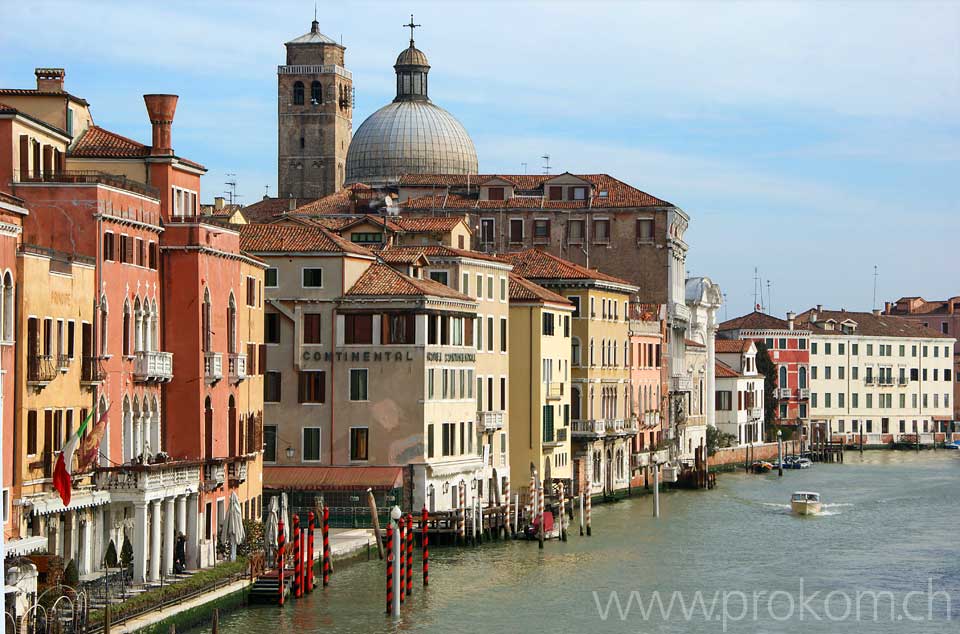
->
26 410 37 455
311 80 322 103
263 425 277 462
461 273 469 294
265 268 278 287
811 342 817 355
572 186 587 200
148 241 157 269
568 219 584 242
500 318 507 352
429 270 449 286
246 276 257 307
548 186 562 201
487 316 494 352
475 274 483 300
427 424 434 458
543 405 555 442
302 268 323 288
384 313 415 344
350 368 368 401
350 427 369 461
500 277 507 302
487 275 494 300
571 338 581 365
302 428 321 461
568 296 581 317
542 313 554 336
488 187 505 201
564 315 570 337
134 238 144 266
480 218 495 244
509 218 523 242
344 314 373 344
264 372 282 402
533 219 550 241
298 370 325 403
635 218 653 241
303 313 322 344
293 81 304 105
593 219 610 242
265 313 281 344
716 391 732 410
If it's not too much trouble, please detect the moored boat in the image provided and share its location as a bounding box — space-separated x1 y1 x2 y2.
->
790 491 822 515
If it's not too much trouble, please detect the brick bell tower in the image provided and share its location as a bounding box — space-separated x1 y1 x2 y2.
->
278 19 352 199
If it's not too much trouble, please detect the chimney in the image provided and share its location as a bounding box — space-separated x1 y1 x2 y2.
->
787 311 795 330
816 304 823 312
884 301 892 314
288 197 297 212
35 68 65 92
143 94 178 156
214 196 225 211
810 310 818 323
872 308 881 316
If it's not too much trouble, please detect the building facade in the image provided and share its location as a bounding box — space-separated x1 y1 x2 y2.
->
714 339 765 446
627 303 667 481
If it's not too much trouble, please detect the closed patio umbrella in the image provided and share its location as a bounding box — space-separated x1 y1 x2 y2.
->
264 496 279 563
279 492 291 543
223 492 246 561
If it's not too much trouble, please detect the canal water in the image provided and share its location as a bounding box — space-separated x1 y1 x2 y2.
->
198 452 959 633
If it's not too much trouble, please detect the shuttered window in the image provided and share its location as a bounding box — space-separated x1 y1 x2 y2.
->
344 314 373 344
298 370 325 403
382 313 415 344
303 313 322 344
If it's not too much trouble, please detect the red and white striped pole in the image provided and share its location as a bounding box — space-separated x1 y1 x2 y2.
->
527 470 536 526
405 513 414 597
322 504 331 587
385 522 394 615
421 506 429 587
585 478 593 536
559 481 567 541
292 515 302 598
398 518 406 605
537 476 545 549
458 482 466 545
307 511 315 593
503 477 512 537
277 520 286 607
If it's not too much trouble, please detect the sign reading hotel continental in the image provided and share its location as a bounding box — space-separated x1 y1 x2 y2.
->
426 352 476 363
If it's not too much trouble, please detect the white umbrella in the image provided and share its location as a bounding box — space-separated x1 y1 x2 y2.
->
223 492 246 561
264 496 279 563
279 492 291 543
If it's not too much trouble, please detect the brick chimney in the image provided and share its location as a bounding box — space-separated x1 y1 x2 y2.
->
143 94 178 156
35 68 65 92
787 311 795 330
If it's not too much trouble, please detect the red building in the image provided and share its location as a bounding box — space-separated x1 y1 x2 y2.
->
717 311 811 431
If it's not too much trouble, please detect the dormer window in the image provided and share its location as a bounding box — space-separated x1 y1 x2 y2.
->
572 186 587 200
548 186 562 201
488 187 504 201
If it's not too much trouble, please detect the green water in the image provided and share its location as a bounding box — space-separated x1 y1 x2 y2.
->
199 452 959 633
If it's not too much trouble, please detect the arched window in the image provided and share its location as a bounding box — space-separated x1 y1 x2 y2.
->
571 386 581 420
589 338 595 366
799 366 807 389
204 396 214 459
122 300 131 356
99 294 109 356
201 288 212 352
150 299 159 351
150 395 161 454
133 297 142 352
132 396 142 460
2 270 13 342
227 293 237 354
98 396 110 468
228 395 237 456
122 396 133 463
311 81 322 104
293 81 304 105
571 337 581 366
779 365 787 388
600 339 606 366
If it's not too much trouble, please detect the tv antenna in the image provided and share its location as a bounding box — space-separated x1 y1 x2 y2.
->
753 267 762 312
872 265 879 310
541 154 551 175
225 173 238 206
264 185 270 198
521 162 527 175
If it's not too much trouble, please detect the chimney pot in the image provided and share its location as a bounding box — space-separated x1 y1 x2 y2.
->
884 301 892 314
288 197 297 212
143 94 178 156
787 311 795 330
214 196 225 211
35 68 65 92
816 304 823 312
872 308 881 316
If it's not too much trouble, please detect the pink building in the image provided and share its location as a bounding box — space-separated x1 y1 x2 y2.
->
628 303 666 485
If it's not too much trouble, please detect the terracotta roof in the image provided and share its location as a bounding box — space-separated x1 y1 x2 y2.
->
374 247 430 265
500 249 635 287
379 244 508 265
264 466 402 491
0 88 89 105
239 223 372 255
288 183 380 216
235 197 319 223
795 308 953 339
345 263 474 301
715 361 741 378
715 339 752 354
69 125 206 169
508 273 573 305
885 296 960 317
685 338 706 348
398 173 672 208
391 215 469 233
718 311 797 332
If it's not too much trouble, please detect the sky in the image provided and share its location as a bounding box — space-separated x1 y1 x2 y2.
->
3 1 958 319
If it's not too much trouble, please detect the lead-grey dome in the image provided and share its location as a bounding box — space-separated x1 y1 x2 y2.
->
345 39 478 186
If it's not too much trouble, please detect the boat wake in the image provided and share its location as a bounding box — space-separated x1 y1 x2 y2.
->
759 502 852 516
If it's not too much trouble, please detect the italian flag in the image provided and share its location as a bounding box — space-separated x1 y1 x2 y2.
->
53 406 107 507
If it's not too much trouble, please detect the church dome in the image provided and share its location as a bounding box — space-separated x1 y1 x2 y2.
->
345 36 477 186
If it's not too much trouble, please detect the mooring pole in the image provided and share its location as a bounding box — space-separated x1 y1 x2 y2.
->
579 493 584 536
777 430 783 477
421 506 429 587
368 488 384 560
653 464 660 518
391 510 402 617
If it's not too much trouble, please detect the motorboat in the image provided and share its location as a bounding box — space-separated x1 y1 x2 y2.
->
792 458 813 469
790 491 822 516
944 440 960 450
750 461 773 474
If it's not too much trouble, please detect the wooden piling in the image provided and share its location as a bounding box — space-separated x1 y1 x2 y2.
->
503 477 512 537
559 482 567 541
322 505 331 587
277 520 286 607
421 506 429 587
585 481 592 536
537 478 545 549
211 609 219 634
367 488 384 560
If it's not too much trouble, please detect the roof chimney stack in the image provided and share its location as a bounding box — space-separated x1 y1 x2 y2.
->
35 68 65 92
816 304 823 312
143 94 178 156
872 308 881 316
787 311 795 330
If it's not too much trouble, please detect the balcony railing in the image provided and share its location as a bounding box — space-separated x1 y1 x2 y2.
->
27 354 57 386
57 354 71 371
777 387 792 399
15 169 159 199
204 352 223 384
96 462 201 492
80 356 107 384
572 419 606 437
864 376 875 385
670 302 691 324
898 377 908 386
798 388 810 399
476 410 504 432
747 406 762 419
228 353 247 382
204 463 226 487
543 426 567 448
546 382 564 400
134 350 173 382
670 373 692 392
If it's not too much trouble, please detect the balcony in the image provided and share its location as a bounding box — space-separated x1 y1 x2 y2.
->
543 426 567 449
27 354 57 387
640 411 661 429
477 410 504 432
572 419 606 438
15 168 160 200
898 377 908 386
204 462 226 488
669 302 691 324
57 354 71 372
204 352 223 384
798 388 810 399
227 460 248 486
670 373 692 392
546 382 564 400
228 353 247 382
777 387 792 399
747 406 762 419
631 448 671 470
864 376 875 385
80 356 107 385
95 462 201 495
134 350 173 382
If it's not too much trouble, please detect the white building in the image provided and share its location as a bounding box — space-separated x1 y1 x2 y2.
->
797 307 955 444
714 339 765 446
680 277 722 460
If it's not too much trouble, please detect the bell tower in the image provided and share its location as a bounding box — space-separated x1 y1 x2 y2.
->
278 19 352 200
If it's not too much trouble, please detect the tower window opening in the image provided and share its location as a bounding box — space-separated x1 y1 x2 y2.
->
300 136 305 149
311 81 322 104
293 81 304 105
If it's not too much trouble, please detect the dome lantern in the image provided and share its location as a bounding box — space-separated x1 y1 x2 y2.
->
395 15 430 102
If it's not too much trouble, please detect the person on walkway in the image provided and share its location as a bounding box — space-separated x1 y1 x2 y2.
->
174 532 187 574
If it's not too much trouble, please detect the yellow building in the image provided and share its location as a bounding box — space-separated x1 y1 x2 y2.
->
507 274 574 487
503 249 639 497
14 242 101 564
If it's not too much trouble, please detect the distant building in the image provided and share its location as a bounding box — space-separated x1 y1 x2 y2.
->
796 307 955 444
714 339 765 446
627 303 667 482
883 297 960 424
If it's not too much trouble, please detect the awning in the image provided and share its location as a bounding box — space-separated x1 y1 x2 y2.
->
25 490 111 516
4 535 48 557
264 466 403 492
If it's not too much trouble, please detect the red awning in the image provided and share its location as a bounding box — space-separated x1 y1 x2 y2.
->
263 466 403 491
